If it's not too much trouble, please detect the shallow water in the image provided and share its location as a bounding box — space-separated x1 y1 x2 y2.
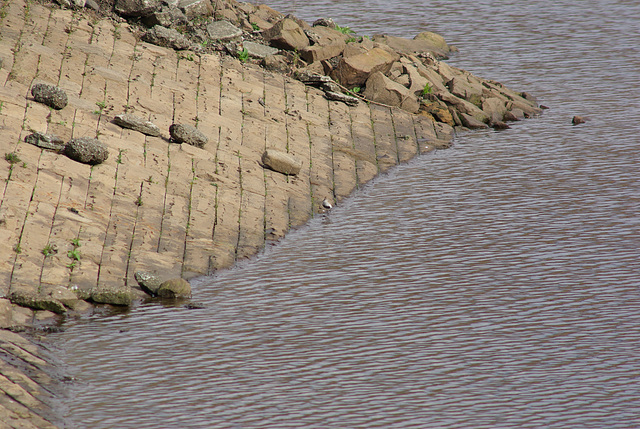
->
51 1 640 427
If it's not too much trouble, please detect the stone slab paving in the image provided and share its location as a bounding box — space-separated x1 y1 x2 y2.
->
0 1 453 426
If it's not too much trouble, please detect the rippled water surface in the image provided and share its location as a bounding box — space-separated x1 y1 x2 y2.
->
51 1 640 427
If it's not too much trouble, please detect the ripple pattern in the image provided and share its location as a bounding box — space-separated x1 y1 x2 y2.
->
51 1 640 428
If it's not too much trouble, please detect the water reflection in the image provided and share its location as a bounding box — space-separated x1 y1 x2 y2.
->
52 1 640 428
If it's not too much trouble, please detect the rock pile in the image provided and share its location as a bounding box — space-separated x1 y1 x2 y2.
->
55 0 542 130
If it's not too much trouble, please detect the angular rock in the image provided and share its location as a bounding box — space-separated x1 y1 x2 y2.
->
64 137 109 165
333 47 399 88
206 20 243 42
85 0 99 11
24 132 66 152
31 83 68 110
572 115 587 125
178 0 213 19
113 114 162 137
142 25 192 50
135 271 163 296
437 91 489 123
421 102 455 126
482 97 507 123
243 41 279 59
262 54 290 73
414 31 451 55
115 0 159 17
446 74 484 107
324 91 359 107
48 286 81 310
300 26 348 63
460 113 489 129
491 121 510 130
157 278 192 298
262 149 303 175
504 109 523 121
90 285 133 306
169 123 208 148
363 71 420 113
142 6 187 27
313 18 336 29
8 291 66 314
263 17 310 51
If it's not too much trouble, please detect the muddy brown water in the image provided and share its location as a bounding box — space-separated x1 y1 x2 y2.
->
49 1 640 427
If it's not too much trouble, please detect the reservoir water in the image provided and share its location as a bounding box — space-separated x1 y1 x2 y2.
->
50 1 640 427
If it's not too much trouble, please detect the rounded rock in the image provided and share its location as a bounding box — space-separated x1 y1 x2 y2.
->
157 278 192 299
31 83 68 110
64 137 109 165
169 123 208 148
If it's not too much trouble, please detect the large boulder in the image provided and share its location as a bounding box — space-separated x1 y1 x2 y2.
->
482 97 508 123
262 149 303 175
31 83 68 110
157 278 192 299
363 71 420 113
333 47 399 88
300 26 348 63
263 17 310 51
414 31 451 55
113 114 162 137
64 137 109 165
169 123 208 148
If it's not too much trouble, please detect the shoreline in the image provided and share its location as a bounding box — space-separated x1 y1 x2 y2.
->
0 0 542 426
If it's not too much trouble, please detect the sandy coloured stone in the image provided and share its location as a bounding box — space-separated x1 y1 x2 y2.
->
113 114 162 137
169 123 208 148
262 149 303 175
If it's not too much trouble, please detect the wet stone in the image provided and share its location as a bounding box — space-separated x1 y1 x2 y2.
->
31 83 68 110
135 271 163 296
24 132 66 152
169 123 208 148
157 278 192 298
8 291 67 314
64 137 109 165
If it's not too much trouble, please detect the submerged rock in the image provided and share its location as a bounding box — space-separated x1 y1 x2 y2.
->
572 115 587 125
64 137 109 165
31 83 68 110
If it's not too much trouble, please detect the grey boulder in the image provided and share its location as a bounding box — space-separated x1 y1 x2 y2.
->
113 114 162 137
169 123 208 148
64 137 109 165
31 83 68 110
24 132 66 152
